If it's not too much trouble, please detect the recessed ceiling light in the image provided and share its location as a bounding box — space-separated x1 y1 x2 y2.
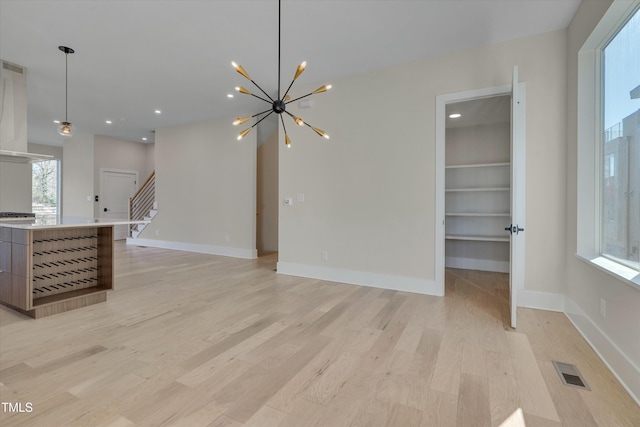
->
105 120 112 124
154 110 162 114
53 120 61 124
449 113 462 119
142 137 148 141
227 94 234 98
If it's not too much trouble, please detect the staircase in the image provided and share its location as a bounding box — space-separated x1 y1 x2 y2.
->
129 171 156 238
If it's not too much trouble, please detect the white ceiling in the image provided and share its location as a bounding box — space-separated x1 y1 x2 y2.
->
0 0 581 147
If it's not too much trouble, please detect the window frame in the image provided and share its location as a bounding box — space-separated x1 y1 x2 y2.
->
576 0 640 288
31 158 61 218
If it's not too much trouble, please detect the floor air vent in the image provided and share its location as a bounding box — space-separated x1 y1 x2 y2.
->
552 360 590 390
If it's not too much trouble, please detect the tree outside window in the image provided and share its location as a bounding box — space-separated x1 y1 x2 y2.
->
32 159 59 218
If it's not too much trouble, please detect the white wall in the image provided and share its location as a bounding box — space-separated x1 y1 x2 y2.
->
0 161 30 212
136 117 257 259
278 29 568 298
62 134 94 217
565 0 640 402
257 128 278 255
93 135 154 217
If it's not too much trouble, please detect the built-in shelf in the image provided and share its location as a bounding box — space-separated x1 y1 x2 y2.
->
446 212 510 217
445 162 510 169
445 234 510 242
446 187 510 192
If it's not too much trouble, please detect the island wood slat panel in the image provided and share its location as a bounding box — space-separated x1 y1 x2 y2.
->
0 225 113 318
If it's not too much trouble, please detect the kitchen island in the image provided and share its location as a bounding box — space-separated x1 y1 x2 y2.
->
0 217 143 318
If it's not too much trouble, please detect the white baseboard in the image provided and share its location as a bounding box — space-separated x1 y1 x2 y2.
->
276 262 444 296
564 297 640 406
520 290 565 312
445 256 509 273
126 238 257 259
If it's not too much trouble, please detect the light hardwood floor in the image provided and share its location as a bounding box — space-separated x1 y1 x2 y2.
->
1 243 638 426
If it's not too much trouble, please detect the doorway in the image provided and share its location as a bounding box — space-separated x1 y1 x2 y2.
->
100 169 138 240
435 70 526 328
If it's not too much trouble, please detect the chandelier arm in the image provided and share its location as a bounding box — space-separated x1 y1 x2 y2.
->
252 108 273 118
280 113 288 135
285 91 315 105
251 110 275 129
250 79 275 103
283 110 298 121
246 92 274 105
281 77 297 101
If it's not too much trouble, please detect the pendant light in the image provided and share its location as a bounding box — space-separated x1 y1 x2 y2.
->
231 0 331 148
57 46 75 137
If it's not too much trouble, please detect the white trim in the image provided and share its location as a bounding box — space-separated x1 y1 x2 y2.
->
126 237 257 259
520 290 565 312
577 254 640 289
445 256 509 273
276 262 442 296
577 0 640 290
565 297 640 406
435 84 513 297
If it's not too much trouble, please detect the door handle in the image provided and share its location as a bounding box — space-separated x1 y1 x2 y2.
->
505 224 524 235
104 208 108 212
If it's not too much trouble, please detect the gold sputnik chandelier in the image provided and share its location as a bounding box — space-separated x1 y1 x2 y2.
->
231 0 331 147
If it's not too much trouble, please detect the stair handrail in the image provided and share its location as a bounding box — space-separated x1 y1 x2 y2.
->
131 170 155 202
129 170 156 236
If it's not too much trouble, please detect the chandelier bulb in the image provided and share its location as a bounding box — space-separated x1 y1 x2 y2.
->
235 86 252 95
293 61 307 81
285 134 291 148
293 116 304 126
237 127 252 140
312 85 332 94
233 116 251 126
311 126 329 139
231 61 252 80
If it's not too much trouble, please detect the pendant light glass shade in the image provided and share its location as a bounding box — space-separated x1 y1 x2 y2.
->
57 121 75 137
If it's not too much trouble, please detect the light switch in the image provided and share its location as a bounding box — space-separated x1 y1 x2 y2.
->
297 193 305 202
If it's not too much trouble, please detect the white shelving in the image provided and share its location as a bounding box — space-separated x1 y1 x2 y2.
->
445 161 511 272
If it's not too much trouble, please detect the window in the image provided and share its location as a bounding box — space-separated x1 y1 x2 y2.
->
577 0 640 287
602 7 639 271
32 159 60 219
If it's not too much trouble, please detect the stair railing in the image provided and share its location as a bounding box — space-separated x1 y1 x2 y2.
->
129 170 155 236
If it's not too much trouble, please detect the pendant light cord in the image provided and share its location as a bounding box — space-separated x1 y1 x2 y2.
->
65 52 68 121
278 0 281 100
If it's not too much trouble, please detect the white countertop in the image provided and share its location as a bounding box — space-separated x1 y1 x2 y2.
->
0 216 150 229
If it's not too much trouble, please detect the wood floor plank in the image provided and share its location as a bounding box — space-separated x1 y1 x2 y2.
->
456 373 491 427
223 335 332 423
429 328 464 395
421 390 458 427
1 243 638 426
504 331 561 423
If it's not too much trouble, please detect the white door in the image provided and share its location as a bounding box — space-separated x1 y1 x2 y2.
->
101 170 137 240
509 67 526 328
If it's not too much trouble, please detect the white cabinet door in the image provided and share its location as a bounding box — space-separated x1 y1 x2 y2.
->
509 66 526 329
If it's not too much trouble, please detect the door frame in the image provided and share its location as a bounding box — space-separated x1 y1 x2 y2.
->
434 82 526 319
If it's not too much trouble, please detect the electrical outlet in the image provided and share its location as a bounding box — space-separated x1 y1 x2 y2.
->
321 251 329 261
600 298 606 318
155 229 159 236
